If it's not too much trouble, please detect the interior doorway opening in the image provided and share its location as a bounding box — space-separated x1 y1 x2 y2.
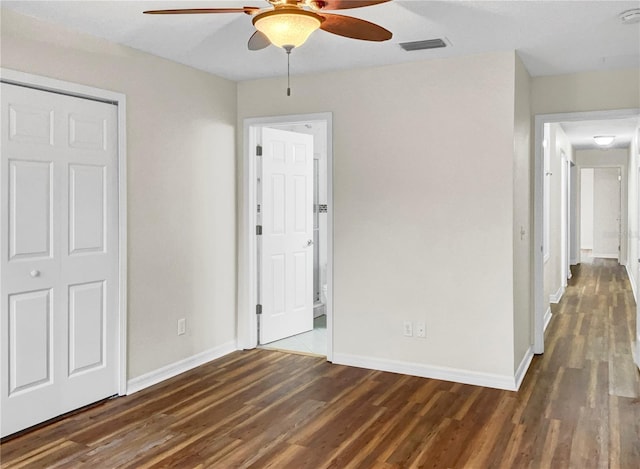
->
534 108 639 356
240 113 333 360
579 167 623 263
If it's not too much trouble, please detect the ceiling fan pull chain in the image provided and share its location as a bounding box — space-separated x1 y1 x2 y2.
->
285 45 293 97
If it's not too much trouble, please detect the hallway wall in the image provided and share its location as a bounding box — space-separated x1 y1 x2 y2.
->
543 124 573 306
631 129 640 368
580 168 594 250
627 130 640 287
531 69 640 114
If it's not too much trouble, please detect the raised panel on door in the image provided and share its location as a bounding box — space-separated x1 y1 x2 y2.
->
293 175 308 233
9 160 53 261
68 281 105 376
270 254 286 316
293 252 307 310
8 289 52 395
69 113 106 151
9 104 54 145
271 174 286 235
69 164 106 255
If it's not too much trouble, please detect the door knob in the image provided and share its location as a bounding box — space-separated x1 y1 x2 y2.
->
306 240 313 247
30 270 40 278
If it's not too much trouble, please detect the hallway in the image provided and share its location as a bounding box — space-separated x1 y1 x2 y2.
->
1 260 639 467
512 258 639 467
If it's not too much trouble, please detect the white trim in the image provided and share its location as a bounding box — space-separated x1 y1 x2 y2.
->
0 68 124 104
549 285 565 304
126 341 237 395
239 113 334 361
514 347 534 391
544 307 552 331
0 68 128 396
626 264 637 302
533 108 640 355
333 353 523 391
591 252 619 259
634 341 640 370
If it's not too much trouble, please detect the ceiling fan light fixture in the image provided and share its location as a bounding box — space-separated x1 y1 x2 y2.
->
594 135 615 146
253 8 324 49
619 8 640 24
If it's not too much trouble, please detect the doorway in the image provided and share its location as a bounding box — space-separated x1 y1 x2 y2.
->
239 113 333 360
0 69 127 438
533 108 639 354
580 167 622 262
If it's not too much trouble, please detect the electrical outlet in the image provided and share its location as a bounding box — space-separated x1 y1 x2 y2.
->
177 318 186 336
403 321 413 337
416 321 426 338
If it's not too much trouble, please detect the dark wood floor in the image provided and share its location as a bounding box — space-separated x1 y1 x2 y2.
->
2 259 639 468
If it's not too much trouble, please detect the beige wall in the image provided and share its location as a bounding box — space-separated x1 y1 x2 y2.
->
531 69 640 115
1 9 238 379
238 51 520 378
513 54 532 371
630 129 640 364
628 130 640 302
543 125 572 305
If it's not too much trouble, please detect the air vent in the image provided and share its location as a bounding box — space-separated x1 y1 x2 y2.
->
399 38 447 52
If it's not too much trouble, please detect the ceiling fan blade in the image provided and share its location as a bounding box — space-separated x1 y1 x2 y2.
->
143 7 259 15
312 0 391 10
248 31 271 50
319 13 392 41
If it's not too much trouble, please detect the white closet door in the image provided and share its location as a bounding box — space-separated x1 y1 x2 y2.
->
259 127 314 344
1 83 119 437
593 167 621 260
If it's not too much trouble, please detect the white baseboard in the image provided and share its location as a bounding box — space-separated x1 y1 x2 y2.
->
514 346 534 391
591 252 618 259
544 307 552 331
634 341 640 371
625 264 637 302
127 341 237 395
549 285 565 304
332 353 520 391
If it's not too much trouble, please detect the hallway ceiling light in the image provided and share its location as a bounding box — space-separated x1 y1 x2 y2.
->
594 135 615 146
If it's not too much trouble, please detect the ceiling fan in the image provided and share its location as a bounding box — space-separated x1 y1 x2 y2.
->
143 0 393 51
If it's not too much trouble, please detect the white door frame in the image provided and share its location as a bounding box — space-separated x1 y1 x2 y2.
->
0 68 128 395
534 108 639 354
560 150 568 287
239 113 333 360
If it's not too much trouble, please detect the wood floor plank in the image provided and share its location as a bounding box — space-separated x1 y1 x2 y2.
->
2 259 639 468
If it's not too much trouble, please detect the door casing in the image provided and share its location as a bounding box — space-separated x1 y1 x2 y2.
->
533 108 639 354
238 113 333 360
0 68 128 395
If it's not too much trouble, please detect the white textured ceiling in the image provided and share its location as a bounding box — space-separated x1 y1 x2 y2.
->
2 0 639 81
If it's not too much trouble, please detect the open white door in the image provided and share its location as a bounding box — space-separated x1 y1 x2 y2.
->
259 127 314 344
1 83 119 437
